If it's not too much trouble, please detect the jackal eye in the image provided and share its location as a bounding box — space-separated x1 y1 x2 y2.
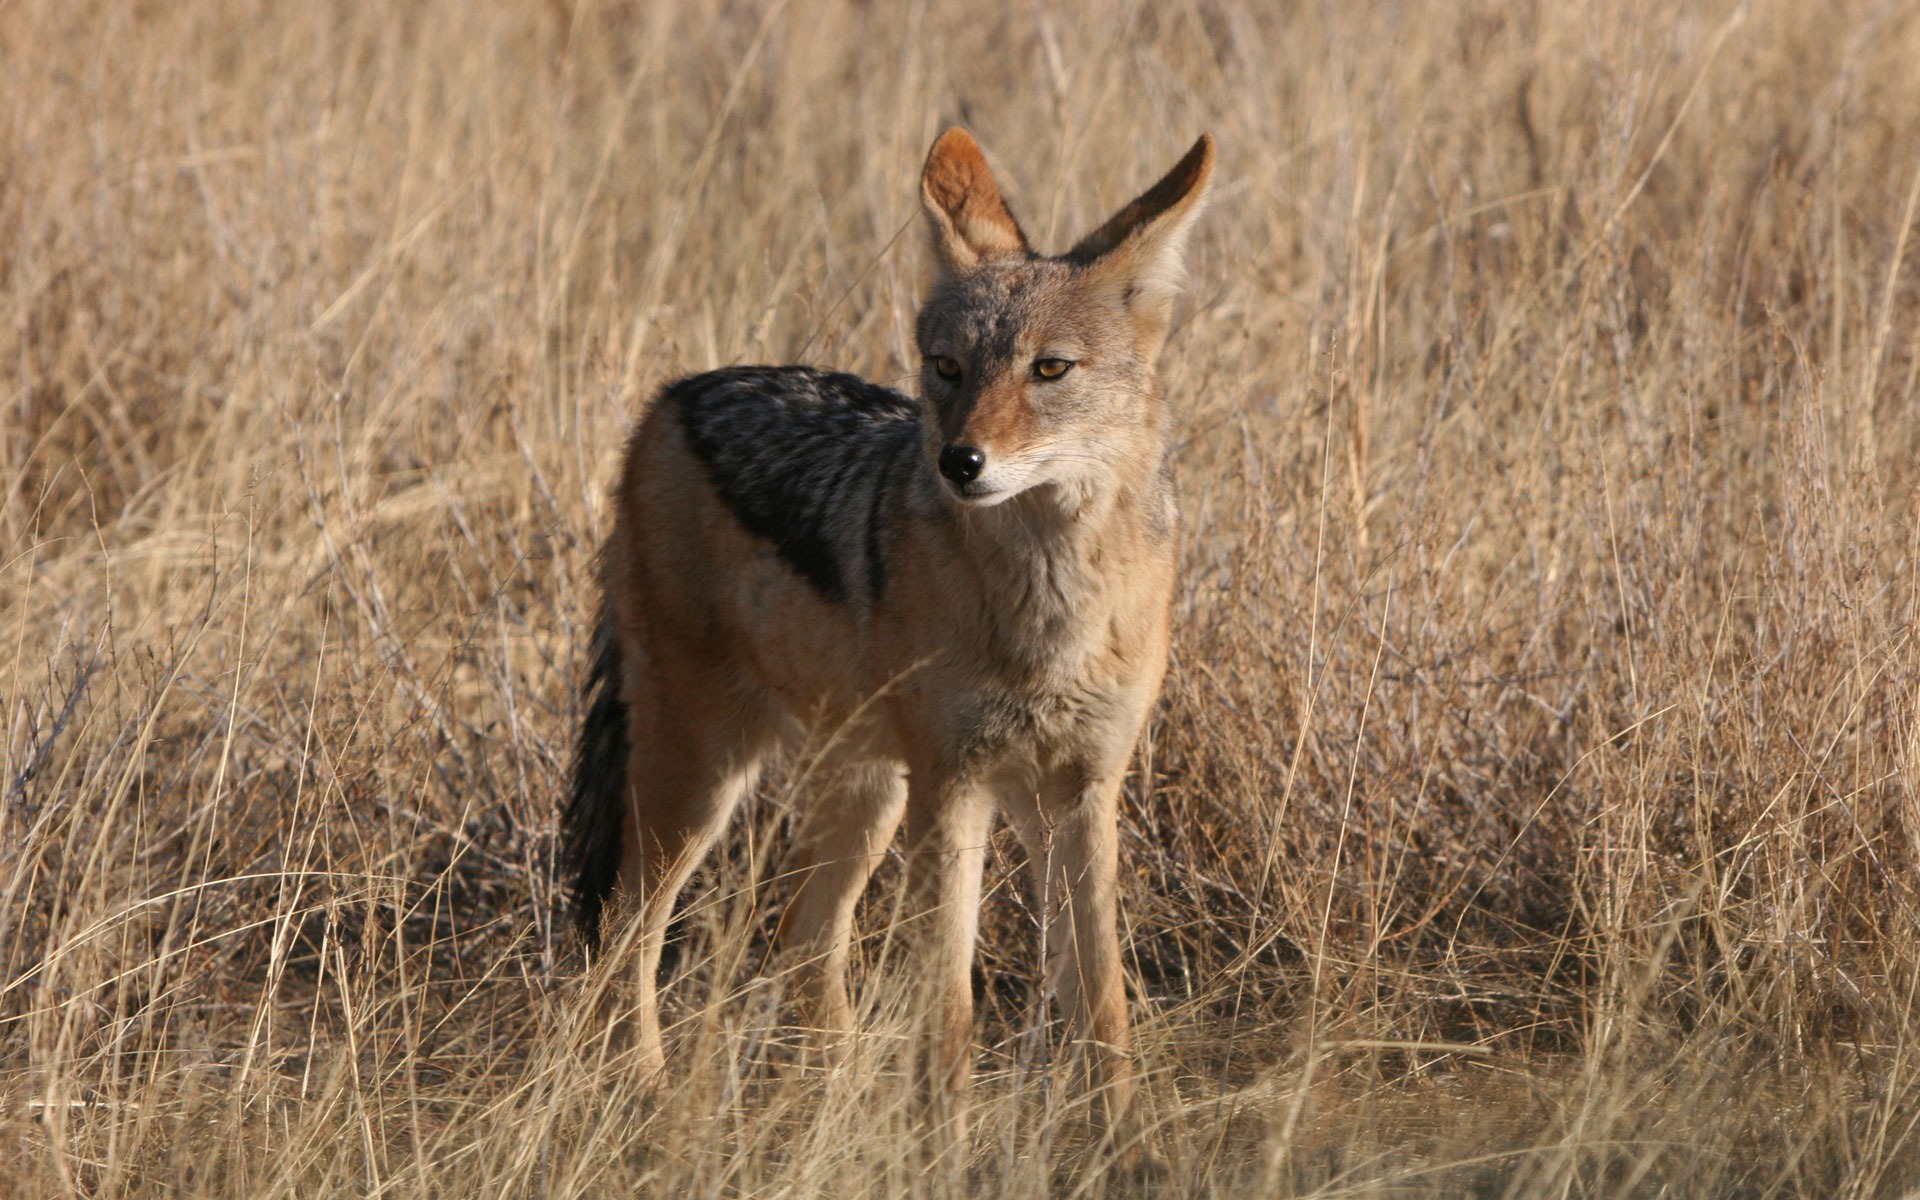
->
932 356 963 381
1032 358 1074 380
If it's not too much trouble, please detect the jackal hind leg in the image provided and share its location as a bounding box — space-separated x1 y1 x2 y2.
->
606 671 771 1078
771 759 907 1065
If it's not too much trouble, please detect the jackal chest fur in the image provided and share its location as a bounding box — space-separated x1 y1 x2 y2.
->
872 487 1177 775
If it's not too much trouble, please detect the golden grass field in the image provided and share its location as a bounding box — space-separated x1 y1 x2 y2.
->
6 0 1920 1194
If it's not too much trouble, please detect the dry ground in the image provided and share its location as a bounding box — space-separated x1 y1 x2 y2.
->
6 1 1920 1195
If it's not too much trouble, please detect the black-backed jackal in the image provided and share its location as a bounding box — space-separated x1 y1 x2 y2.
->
566 127 1213 1150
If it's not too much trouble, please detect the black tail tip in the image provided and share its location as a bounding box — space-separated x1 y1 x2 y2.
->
564 615 628 950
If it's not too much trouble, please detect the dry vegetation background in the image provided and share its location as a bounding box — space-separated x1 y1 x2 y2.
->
5 0 1920 1195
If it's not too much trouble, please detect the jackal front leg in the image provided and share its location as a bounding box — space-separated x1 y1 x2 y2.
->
901 769 995 1158
1009 768 1137 1143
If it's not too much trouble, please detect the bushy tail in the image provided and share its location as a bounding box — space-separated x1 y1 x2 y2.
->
565 609 629 949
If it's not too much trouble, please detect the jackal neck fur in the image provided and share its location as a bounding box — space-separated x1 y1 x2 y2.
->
918 447 1174 678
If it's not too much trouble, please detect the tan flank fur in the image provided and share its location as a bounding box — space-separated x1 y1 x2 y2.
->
567 128 1214 1150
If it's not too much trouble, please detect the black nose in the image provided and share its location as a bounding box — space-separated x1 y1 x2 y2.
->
939 443 986 485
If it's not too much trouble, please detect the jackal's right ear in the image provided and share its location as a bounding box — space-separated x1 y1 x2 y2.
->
1069 135 1215 322
920 128 1032 275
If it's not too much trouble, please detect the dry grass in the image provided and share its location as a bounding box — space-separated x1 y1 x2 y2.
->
6 0 1920 1194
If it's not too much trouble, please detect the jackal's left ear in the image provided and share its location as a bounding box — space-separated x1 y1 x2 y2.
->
921 128 1033 275
1070 135 1215 319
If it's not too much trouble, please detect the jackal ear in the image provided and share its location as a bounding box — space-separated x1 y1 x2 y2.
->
1069 135 1215 317
920 128 1032 275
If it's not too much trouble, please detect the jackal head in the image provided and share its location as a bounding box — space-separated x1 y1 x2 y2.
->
915 128 1213 506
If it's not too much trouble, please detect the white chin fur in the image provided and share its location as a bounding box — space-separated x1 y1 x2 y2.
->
946 465 1041 506
947 481 1022 507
